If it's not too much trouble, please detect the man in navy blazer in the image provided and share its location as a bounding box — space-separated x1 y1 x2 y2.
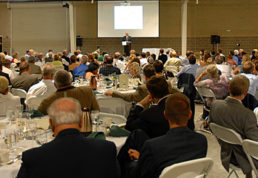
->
128 93 207 178
17 98 120 178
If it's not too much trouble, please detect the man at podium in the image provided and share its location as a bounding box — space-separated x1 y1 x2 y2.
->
122 32 132 56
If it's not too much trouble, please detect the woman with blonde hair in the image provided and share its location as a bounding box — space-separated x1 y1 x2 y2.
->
129 62 141 80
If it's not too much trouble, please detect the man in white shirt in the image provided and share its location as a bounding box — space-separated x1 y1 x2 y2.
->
1 59 15 80
215 55 232 79
26 63 56 102
139 52 148 67
0 76 20 115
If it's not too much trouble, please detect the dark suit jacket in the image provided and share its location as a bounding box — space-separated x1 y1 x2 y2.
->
210 97 258 174
122 36 132 56
122 36 132 43
158 54 168 64
126 97 170 138
135 127 207 178
17 129 120 178
0 71 11 85
12 73 39 92
29 63 42 74
99 65 121 76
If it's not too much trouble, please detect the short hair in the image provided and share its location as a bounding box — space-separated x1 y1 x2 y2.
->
130 57 140 66
153 60 163 73
234 50 239 55
242 61 254 74
141 52 146 58
215 55 224 64
0 76 9 94
165 93 190 124
143 65 156 78
19 62 30 73
229 75 249 97
70 55 77 63
54 70 72 88
129 62 140 75
206 64 219 78
28 56 36 63
80 55 88 64
2 59 10 67
47 97 82 127
188 55 196 64
86 62 99 73
160 49 164 54
106 56 113 64
43 63 55 77
146 76 169 99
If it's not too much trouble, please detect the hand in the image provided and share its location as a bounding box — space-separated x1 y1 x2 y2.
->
104 90 113 96
128 149 140 160
139 95 152 107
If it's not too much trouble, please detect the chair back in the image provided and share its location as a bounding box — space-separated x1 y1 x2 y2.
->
242 139 258 176
166 66 178 76
195 87 216 102
209 123 243 145
11 88 27 99
159 158 213 178
26 96 44 110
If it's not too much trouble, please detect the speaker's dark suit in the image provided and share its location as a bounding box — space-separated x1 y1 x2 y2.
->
17 129 120 178
125 97 170 138
122 36 132 56
135 127 207 178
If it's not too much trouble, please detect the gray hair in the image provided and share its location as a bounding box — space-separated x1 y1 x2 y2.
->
80 55 88 64
43 63 55 77
28 56 36 63
54 70 72 88
47 97 82 126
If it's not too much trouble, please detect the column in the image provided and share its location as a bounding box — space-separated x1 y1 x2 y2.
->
68 2 76 53
181 0 188 57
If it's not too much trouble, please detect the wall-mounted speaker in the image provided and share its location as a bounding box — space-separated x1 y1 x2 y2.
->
211 35 220 44
76 37 83 47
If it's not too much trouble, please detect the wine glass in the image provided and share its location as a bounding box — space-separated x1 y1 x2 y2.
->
91 110 100 132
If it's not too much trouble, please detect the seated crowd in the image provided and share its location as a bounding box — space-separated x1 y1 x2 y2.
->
0 47 257 178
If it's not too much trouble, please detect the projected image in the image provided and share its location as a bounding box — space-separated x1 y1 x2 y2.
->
114 6 143 30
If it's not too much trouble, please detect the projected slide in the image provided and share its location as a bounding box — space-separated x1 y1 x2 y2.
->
114 6 143 30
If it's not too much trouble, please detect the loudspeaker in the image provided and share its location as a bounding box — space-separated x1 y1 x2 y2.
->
76 37 83 47
211 35 220 44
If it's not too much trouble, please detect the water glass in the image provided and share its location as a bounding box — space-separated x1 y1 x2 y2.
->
91 110 100 132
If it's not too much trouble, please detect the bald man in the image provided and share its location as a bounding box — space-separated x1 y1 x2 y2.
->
17 97 120 178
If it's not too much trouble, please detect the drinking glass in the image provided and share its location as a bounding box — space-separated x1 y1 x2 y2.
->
91 110 100 132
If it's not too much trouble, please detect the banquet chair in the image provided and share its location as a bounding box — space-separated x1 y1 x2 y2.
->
11 88 27 110
209 123 245 178
98 112 127 125
97 97 132 118
26 96 44 110
242 139 258 177
195 87 216 134
159 158 213 178
165 66 178 76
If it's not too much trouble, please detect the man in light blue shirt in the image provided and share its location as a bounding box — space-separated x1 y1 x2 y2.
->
73 55 88 77
241 61 258 97
177 55 200 78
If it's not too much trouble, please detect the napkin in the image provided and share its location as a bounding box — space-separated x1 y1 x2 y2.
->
30 110 44 118
108 126 130 137
87 132 106 140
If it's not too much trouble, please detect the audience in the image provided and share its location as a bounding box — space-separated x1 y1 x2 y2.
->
12 62 39 92
105 64 156 103
85 62 99 80
26 63 56 101
128 62 141 81
17 97 120 178
0 76 20 115
153 60 164 77
164 51 181 68
209 75 258 178
69 55 79 71
73 55 88 77
1 57 15 80
99 56 121 76
125 76 172 138
0 60 11 85
158 49 167 64
38 70 99 115
215 55 232 79
28 56 42 74
177 55 200 78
